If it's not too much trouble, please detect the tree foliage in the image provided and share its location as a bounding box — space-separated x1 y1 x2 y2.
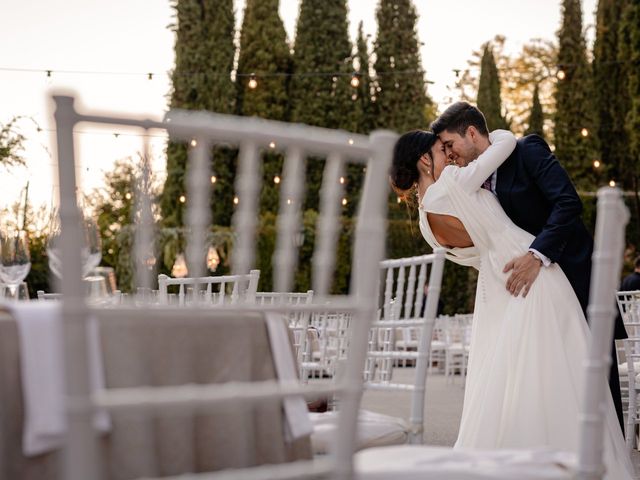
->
0 118 26 169
593 0 630 187
236 0 291 214
554 0 597 190
289 0 352 211
524 83 545 138
373 0 432 132
455 36 557 136
476 44 509 130
161 0 237 227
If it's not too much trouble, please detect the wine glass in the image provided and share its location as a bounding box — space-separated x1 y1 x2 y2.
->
0 229 31 299
47 209 102 279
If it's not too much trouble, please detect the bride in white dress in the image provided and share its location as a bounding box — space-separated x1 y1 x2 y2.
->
389 129 634 479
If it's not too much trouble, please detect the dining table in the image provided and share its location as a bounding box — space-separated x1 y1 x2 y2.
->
0 306 311 480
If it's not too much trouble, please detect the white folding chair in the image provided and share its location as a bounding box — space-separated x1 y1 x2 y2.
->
255 290 315 367
615 290 640 448
157 270 260 305
310 251 446 454
52 94 395 480
444 313 473 385
355 187 630 479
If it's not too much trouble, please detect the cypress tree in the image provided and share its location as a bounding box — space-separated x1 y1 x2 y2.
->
554 0 597 190
290 0 352 211
477 44 509 131
161 0 236 227
593 0 629 187
524 83 545 138
619 0 640 227
290 0 352 129
342 22 376 216
351 21 375 135
373 0 431 132
236 0 291 213
236 0 290 120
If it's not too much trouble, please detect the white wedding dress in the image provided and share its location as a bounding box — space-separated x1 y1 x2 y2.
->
418 130 634 479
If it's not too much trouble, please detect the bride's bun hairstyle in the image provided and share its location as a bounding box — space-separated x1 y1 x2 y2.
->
389 130 437 195
431 101 489 137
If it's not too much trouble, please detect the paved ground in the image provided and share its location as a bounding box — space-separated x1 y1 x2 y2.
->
358 367 640 478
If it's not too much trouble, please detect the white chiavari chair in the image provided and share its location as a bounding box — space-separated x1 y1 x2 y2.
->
52 94 395 480
617 290 640 450
157 270 260 306
354 187 630 479
255 290 314 369
310 251 446 454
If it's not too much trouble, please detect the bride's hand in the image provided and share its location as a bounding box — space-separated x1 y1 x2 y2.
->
503 252 542 297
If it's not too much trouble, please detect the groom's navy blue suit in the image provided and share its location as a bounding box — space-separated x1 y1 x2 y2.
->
494 134 626 431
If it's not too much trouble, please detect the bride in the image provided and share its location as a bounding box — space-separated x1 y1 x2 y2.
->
389 128 634 479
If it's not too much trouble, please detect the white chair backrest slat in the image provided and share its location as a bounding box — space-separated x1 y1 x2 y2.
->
312 152 344 296
273 146 305 293
231 140 261 277
185 140 212 279
577 187 629 478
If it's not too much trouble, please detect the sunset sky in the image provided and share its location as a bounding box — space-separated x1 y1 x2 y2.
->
0 0 598 213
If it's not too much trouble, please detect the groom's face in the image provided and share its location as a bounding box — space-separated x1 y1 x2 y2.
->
439 128 478 166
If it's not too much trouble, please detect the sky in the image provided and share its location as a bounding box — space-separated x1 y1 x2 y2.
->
0 0 598 214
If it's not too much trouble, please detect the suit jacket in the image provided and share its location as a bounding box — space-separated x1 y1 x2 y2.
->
495 134 627 340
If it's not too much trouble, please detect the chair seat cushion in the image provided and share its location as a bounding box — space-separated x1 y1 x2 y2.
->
355 445 575 480
310 410 409 454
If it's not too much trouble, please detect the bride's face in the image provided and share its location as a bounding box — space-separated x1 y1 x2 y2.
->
430 139 449 180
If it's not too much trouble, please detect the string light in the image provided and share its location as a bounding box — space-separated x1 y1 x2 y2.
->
286 198 292 205
581 128 589 137
397 197 402 204
171 254 188 278
269 141 276 149
248 73 258 89
179 195 186 203
593 160 601 168
210 175 217 184
125 192 132 200
273 175 281 184
609 180 616 187
207 246 220 272
190 139 197 147
341 198 348 206
233 196 239 205
556 69 566 80
348 138 354 145
350 73 360 88
339 176 345 184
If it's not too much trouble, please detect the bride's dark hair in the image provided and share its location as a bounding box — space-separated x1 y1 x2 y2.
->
389 130 437 195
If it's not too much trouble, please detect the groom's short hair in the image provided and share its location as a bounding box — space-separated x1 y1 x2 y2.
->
431 102 489 137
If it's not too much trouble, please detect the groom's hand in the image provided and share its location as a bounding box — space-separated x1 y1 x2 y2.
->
503 252 542 297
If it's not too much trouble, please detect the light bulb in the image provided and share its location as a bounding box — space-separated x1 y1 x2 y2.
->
593 160 601 169
556 69 566 80
274 175 281 184
233 196 239 205
609 180 616 187
248 74 258 89
350 74 360 88
179 195 186 203
211 175 217 184
581 128 589 137
341 198 348 206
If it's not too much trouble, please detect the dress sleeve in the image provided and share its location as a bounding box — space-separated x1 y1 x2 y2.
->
454 129 517 192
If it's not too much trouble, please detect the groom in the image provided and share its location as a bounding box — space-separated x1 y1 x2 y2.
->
431 101 626 432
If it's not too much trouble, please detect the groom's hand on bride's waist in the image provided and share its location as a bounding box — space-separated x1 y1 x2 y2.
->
503 252 543 298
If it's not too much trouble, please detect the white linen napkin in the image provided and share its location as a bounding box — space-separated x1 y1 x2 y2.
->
265 312 313 442
5 301 110 456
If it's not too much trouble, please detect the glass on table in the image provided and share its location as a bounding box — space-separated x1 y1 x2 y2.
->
0 229 31 299
0 282 29 301
47 208 102 280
